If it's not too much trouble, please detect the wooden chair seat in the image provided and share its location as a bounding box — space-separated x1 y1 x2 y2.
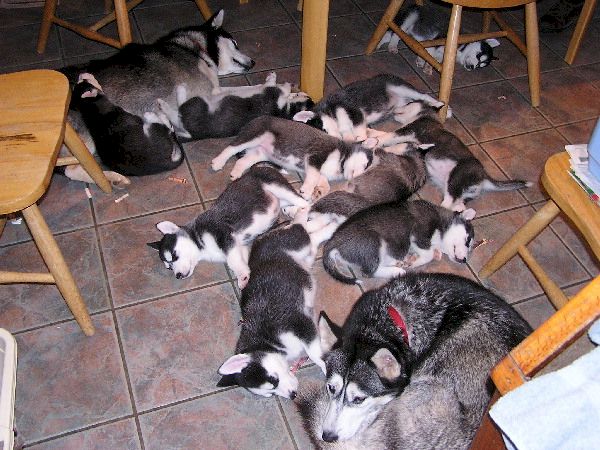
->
0 69 113 336
480 152 600 309
366 0 540 121
36 0 213 53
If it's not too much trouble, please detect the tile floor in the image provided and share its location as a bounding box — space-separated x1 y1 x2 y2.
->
1 0 600 448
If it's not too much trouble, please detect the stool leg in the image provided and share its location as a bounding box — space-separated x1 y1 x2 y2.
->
565 0 597 64
64 123 112 194
438 4 461 122
21 204 95 336
300 0 330 102
37 0 58 54
524 2 540 107
482 11 492 33
366 0 405 55
479 200 560 279
0 216 6 239
113 0 132 46
193 0 213 20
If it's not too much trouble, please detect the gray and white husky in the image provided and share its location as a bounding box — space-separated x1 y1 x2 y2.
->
369 101 532 211
293 74 445 142
157 72 314 140
147 165 308 289
322 200 475 284
211 116 377 201
60 9 255 185
217 223 325 399
378 5 500 72
297 272 532 446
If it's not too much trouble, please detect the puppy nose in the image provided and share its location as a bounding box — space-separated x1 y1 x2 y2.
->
322 431 338 443
289 390 297 400
459 257 467 264
248 59 255 68
176 272 183 279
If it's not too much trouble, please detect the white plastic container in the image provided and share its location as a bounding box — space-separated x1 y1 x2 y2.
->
587 117 600 181
0 329 17 450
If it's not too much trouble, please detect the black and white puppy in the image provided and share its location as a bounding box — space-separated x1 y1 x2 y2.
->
370 101 532 211
322 200 475 284
211 116 377 201
147 165 309 289
293 74 445 142
158 72 314 140
71 74 184 176
217 223 326 399
378 5 500 72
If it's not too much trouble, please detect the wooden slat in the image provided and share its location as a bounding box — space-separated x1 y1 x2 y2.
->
0 271 55 283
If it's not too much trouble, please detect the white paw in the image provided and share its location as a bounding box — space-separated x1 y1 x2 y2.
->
211 157 226 172
388 45 399 54
104 171 131 188
265 71 277 85
281 205 299 218
237 272 250 290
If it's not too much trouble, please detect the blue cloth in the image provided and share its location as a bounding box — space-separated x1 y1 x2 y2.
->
490 319 600 450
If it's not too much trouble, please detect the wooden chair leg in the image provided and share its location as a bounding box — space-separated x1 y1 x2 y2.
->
37 0 58 54
469 391 505 450
565 0 597 64
482 10 492 33
438 4 462 122
21 203 95 336
0 216 6 239
524 2 540 107
64 123 112 194
193 0 213 20
113 0 132 46
365 0 405 55
300 0 330 102
479 200 560 279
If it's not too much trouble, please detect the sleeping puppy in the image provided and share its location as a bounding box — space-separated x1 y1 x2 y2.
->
322 200 475 284
211 116 378 201
217 223 325 399
71 73 184 176
158 72 314 140
147 164 309 289
293 73 445 142
369 101 532 211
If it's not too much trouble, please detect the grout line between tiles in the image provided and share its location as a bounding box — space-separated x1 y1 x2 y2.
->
275 396 300 450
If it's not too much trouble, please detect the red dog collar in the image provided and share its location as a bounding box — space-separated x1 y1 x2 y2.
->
387 306 409 346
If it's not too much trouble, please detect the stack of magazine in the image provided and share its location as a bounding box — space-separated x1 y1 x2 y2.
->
565 144 600 205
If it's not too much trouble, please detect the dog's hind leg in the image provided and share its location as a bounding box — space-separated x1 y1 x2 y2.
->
212 132 274 171
226 245 251 289
229 150 269 180
263 183 309 209
63 164 131 188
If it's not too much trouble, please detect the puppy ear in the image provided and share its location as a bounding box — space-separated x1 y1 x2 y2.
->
147 241 161 251
293 110 316 123
81 88 99 98
156 221 180 235
319 311 342 352
216 374 238 387
486 38 501 48
208 9 224 28
460 208 476 221
218 353 252 375
361 137 379 149
371 348 401 381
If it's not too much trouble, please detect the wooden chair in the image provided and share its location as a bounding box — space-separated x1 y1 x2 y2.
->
366 0 541 121
0 69 113 336
565 0 598 64
479 152 600 310
36 0 213 53
470 275 600 449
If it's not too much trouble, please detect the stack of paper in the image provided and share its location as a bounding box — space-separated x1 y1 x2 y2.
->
565 144 600 205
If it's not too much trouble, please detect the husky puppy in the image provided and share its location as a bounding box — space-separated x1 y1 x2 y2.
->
217 223 326 399
372 101 532 211
211 116 377 201
158 72 314 140
297 272 532 445
60 10 254 184
293 74 445 142
378 5 500 72
147 165 309 289
71 74 184 176
322 200 475 284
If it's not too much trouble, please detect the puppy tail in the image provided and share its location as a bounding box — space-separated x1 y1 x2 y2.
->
322 245 358 285
483 178 533 192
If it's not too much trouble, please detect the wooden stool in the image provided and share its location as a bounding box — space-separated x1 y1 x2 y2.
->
0 70 113 336
470 275 600 449
479 152 600 310
36 0 213 53
565 0 598 64
366 0 541 121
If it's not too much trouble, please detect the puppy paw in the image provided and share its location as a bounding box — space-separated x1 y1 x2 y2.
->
433 248 443 261
237 273 250 290
104 171 131 188
211 157 226 172
423 64 434 76
265 71 277 85
229 168 243 180
281 205 299 218
388 45 399 55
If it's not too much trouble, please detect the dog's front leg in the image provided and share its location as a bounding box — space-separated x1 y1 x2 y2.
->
299 165 321 200
226 245 250 289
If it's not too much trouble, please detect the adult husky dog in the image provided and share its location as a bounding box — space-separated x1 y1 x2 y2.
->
298 273 531 447
60 9 255 185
